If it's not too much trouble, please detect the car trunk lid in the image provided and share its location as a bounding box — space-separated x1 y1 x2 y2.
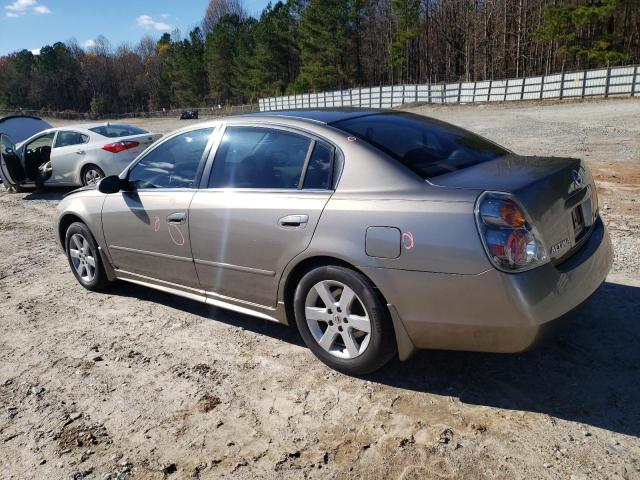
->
430 154 598 262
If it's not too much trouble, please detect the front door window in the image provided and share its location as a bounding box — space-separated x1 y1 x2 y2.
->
24 132 54 181
129 128 213 189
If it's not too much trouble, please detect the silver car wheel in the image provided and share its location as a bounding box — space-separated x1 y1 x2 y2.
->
68 233 96 283
84 168 103 186
304 280 372 359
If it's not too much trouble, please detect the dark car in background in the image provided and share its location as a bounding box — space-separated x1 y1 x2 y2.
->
180 110 199 120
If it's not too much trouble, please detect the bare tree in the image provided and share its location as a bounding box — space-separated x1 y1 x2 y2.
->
135 36 156 60
203 0 247 33
91 35 113 56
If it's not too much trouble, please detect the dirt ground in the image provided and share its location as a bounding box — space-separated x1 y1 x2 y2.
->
1 98 639 479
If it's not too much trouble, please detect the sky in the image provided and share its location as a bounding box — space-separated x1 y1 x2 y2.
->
0 0 271 55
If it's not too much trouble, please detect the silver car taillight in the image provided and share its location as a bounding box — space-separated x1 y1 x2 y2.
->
475 191 548 272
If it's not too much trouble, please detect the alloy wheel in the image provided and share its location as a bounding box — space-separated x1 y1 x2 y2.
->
304 280 372 359
84 168 103 185
69 233 96 283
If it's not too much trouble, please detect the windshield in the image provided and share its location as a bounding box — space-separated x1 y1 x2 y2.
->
89 124 148 138
332 112 508 179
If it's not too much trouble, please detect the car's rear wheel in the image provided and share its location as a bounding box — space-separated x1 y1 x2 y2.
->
81 165 105 186
65 222 111 291
293 265 396 375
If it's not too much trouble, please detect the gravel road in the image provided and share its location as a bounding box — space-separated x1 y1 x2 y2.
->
0 98 638 479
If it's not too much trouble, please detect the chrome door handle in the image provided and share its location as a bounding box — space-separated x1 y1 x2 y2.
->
167 212 186 223
278 214 309 228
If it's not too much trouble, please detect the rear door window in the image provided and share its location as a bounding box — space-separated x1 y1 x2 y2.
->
209 127 312 189
89 124 148 138
54 131 89 148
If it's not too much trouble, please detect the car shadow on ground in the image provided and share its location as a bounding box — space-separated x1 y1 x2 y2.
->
110 280 639 438
21 187 76 201
372 281 640 438
109 281 305 347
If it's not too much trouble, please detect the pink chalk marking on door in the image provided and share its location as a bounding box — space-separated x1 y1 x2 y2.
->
153 216 161 232
402 231 414 250
168 223 186 246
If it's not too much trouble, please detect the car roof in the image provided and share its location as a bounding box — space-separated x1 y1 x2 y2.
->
239 108 390 125
55 123 132 130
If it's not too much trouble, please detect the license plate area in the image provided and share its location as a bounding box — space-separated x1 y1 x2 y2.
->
572 205 585 240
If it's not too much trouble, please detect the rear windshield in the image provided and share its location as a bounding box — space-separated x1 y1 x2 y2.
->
89 124 148 138
332 113 508 179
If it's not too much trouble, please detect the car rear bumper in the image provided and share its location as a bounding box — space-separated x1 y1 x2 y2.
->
362 216 613 353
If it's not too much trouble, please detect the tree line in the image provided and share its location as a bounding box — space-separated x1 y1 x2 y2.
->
0 0 638 114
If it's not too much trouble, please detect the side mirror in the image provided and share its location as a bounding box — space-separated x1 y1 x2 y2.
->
97 175 123 194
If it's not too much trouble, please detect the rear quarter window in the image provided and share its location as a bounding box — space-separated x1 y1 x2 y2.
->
303 143 333 189
89 124 148 138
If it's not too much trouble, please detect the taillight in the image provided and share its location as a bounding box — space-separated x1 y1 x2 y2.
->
102 140 139 153
475 192 548 272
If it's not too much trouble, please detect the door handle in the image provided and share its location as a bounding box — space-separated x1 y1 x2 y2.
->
167 212 186 223
278 214 309 228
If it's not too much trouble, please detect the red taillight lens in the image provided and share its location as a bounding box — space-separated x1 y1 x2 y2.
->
506 229 537 266
102 140 139 153
476 192 548 272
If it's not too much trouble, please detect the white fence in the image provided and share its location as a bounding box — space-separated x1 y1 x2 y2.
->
258 65 640 111
0 104 259 121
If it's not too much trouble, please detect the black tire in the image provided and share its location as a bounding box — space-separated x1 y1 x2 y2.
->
81 165 105 186
64 222 111 292
293 265 396 375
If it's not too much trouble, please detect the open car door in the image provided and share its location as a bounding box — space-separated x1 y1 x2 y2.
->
0 134 26 189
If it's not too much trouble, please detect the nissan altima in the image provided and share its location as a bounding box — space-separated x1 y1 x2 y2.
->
49 110 613 374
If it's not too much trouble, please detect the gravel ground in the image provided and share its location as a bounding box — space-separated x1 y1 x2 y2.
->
0 98 639 479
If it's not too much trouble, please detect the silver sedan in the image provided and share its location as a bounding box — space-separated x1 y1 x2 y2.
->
0 122 161 191
50 110 613 374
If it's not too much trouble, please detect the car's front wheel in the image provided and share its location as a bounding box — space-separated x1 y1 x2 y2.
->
65 222 111 291
293 265 397 375
81 165 105 186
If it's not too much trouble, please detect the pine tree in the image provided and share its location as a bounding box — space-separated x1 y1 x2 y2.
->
389 0 420 84
165 30 205 107
204 14 243 105
535 0 630 69
247 1 298 98
231 18 257 103
0 50 35 108
295 0 355 92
